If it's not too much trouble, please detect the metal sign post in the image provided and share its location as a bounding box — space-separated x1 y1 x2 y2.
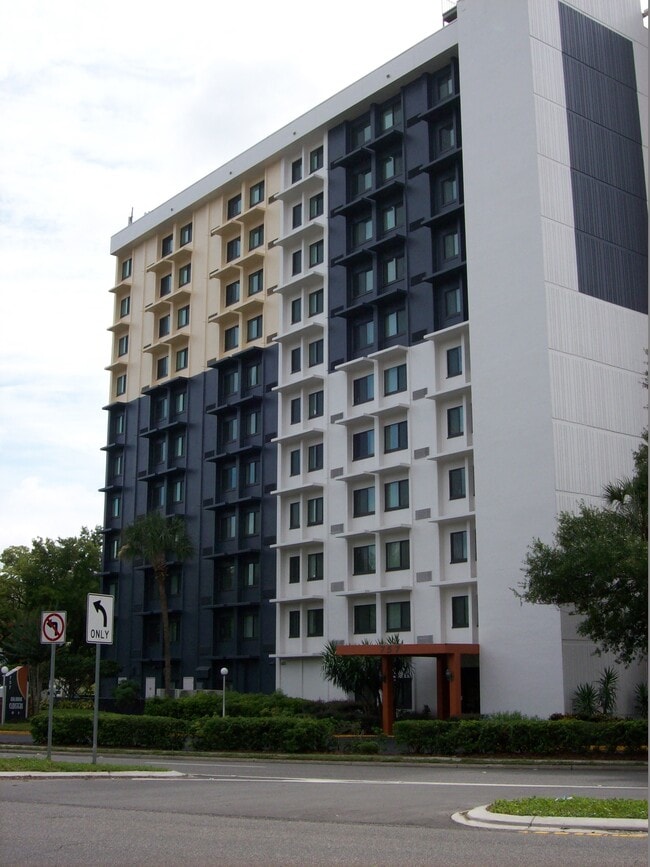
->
40 611 66 761
86 594 114 765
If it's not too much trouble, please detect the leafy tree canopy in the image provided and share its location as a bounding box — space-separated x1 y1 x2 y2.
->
517 437 647 666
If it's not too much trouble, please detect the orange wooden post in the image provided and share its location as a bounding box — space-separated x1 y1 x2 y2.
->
381 655 394 735
448 651 462 717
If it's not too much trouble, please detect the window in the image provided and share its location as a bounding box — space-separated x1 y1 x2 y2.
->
384 363 406 395
444 284 462 320
244 363 261 389
353 544 375 575
173 390 186 415
309 145 324 172
290 347 301 373
352 428 374 460
180 223 192 246
450 530 468 563
289 501 301 529
172 432 185 458
156 356 169 379
380 100 401 131
440 174 458 208
380 201 404 234
217 612 233 640
452 595 469 629
242 559 259 587
292 203 302 228
351 265 373 299
224 325 239 351
308 339 323 366
109 537 120 560
158 315 170 338
151 483 165 509
291 297 302 323
175 347 188 370
289 448 301 476
246 315 263 341
353 373 374 405
226 237 241 261
221 464 237 492
290 397 301 424
162 235 173 256
222 416 238 444
443 229 460 261
436 67 454 102
242 458 259 486
249 180 265 206
291 159 302 183
289 610 300 638
309 240 324 267
160 274 172 297
119 296 130 317
220 514 236 540
353 485 375 517
243 409 260 436
289 556 300 583
386 540 409 571
386 600 410 632
309 192 324 219
170 478 184 504
226 280 240 305
351 116 371 148
449 467 466 500
354 604 376 635
154 395 168 422
217 560 236 591
384 420 408 453
447 346 462 377
177 305 190 328
307 497 323 526
152 438 166 465
382 308 406 339
292 249 302 275
308 443 323 471
307 608 324 637
308 390 323 419
352 214 373 247
379 151 403 183
117 335 128 356
352 164 372 197
227 193 242 219
113 412 125 436
112 453 123 476
307 552 323 580
381 252 404 286
447 406 464 438
352 317 374 352
121 258 132 279
308 288 323 316
249 224 264 250
222 368 239 397
248 269 263 295
242 612 258 639
178 264 191 286
384 479 409 511
242 509 259 536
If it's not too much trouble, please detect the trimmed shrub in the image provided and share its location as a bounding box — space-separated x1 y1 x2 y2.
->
191 715 333 753
31 711 189 750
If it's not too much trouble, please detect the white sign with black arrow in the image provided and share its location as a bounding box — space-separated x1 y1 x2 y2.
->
86 593 114 645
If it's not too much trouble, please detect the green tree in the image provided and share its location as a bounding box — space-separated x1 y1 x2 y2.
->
517 437 647 666
0 528 104 705
119 513 193 697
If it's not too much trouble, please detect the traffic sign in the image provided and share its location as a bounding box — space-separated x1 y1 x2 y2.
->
86 594 114 645
41 611 67 645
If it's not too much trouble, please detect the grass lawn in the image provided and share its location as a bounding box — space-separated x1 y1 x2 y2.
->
489 796 647 820
0 757 164 773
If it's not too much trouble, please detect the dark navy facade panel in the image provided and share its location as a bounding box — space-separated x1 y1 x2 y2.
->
559 2 648 314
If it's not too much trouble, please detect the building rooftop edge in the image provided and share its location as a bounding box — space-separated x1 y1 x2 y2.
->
109 22 457 256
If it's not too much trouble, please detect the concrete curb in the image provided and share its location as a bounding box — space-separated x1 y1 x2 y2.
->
0 771 185 779
452 804 648 835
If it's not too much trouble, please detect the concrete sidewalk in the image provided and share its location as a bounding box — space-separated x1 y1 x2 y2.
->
452 804 648 835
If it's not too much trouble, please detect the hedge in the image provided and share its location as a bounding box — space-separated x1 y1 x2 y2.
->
191 715 333 753
392 719 648 756
31 711 189 750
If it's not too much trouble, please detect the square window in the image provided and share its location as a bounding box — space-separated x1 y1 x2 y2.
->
352 317 374 352
353 544 375 575
351 265 374 299
354 603 376 635
249 224 264 250
449 467 466 500
159 315 170 338
119 296 130 317
292 249 302 275
353 485 375 517
226 280 240 305
309 145 324 173
117 334 128 356
180 223 192 246
290 397 301 424
224 325 239 351
384 479 409 511
289 556 300 583
175 347 188 371
308 339 323 367
162 235 173 256
386 600 410 632
289 610 300 638
381 253 404 286
437 120 456 153
308 288 324 316
352 428 374 460
307 608 323 637
447 346 462 377
447 406 464 438
380 101 401 131
309 192 324 219
308 442 323 471
450 530 468 563
291 297 302 323
246 315 263 342
307 496 323 526
379 151 402 183
384 363 407 395
382 308 406 340
160 274 172 297
380 201 404 234
248 269 263 295
290 347 301 373
385 540 409 571
351 117 371 149
352 215 373 247
249 181 265 206
289 448 300 476
289 501 301 529
121 257 132 280
227 194 242 219
309 240 324 267
307 551 323 580
352 165 372 197
353 373 374 405
177 305 190 328
292 203 303 228
452 595 469 629
178 264 191 286
308 390 323 419
291 158 302 183
156 356 169 379
384 420 408 453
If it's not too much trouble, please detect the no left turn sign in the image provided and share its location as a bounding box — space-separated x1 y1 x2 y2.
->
41 611 67 645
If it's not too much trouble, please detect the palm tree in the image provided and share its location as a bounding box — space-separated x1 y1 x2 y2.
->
119 513 193 697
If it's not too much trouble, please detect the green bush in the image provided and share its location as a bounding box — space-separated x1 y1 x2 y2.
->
30 711 189 750
144 692 222 720
191 715 333 753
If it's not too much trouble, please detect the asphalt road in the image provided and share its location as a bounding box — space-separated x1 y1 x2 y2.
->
1 754 647 866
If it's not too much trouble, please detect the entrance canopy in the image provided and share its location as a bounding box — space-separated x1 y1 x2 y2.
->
335 643 479 734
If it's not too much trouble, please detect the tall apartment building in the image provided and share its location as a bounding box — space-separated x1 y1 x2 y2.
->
101 0 648 715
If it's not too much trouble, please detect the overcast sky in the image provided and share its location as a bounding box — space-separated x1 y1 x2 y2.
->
0 0 449 553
